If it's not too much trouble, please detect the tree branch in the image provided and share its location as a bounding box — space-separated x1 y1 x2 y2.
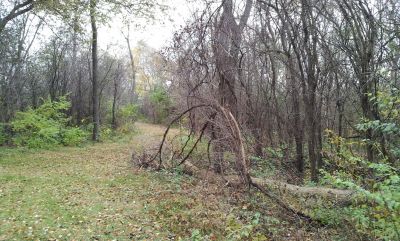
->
0 0 34 33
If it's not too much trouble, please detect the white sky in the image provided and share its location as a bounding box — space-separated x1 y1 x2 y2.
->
99 0 193 51
13 0 195 56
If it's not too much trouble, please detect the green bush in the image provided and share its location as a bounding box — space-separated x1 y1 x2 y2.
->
119 104 140 122
116 104 140 134
100 127 113 140
11 97 87 148
0 124 7 145
148 85 171 123
321 89 400 240
61 127 87 146
320 163 399 240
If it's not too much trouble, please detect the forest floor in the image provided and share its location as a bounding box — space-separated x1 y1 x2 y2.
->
0 122 343 240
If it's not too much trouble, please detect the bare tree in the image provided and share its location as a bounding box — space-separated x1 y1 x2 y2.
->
90 0 100 141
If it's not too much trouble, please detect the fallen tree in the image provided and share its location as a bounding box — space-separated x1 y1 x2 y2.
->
133 103 356 223
179 160 353 201
149 103 251 185
133 154 355 222
227 176 354 201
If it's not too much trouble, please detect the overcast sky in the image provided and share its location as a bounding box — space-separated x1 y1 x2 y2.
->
6 0 197 57
98 0 193 51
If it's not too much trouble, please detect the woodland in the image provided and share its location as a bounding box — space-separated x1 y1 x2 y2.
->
0 0 399 240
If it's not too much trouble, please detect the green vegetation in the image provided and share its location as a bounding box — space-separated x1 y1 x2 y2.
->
4 97 143 149
0 123 262 240
148 85 171 124
11 97 87 149
0 123 7 145
1 0 399 238
119 104 140 123
319 89 400 240
116 104 141 134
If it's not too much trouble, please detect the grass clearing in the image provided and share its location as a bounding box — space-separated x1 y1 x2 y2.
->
0 123 233 240
0 122 349 240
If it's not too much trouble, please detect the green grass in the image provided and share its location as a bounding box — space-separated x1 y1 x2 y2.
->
1 122 351 240
0 123 232 240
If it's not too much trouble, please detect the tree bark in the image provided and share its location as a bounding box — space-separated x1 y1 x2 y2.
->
90 0 100 141
300 0 321 182
124 28 137 103
111 65 119 129
336 0 379 163
212 0 253 173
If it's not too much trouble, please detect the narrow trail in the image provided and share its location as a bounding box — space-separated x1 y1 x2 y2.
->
0 122 341 240
0 122 230 240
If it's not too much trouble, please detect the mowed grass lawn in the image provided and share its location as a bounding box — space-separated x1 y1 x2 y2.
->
0 123 232 240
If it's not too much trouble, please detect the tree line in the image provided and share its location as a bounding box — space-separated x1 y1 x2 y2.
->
155 1 399 238
0 0 171 143
167 0 399 181
1 0 399 238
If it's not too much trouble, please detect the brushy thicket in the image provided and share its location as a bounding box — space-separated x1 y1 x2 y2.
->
0 124 7 145
11 97 87 148
320 89 400 240
117 104 140 133
98 103 141 139
148 85 171 124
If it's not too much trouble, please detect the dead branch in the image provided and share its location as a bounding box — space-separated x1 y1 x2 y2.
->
177 113 216 166
180 161 354 224
224 175 354 202
151 103 252 186
145 102 356 223
150 104 210 168
217 105 250 186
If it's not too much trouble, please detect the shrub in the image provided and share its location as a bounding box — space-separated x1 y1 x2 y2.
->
61 127 87 146
100 127 113 140
115 104 140 134
12 109 61 148
0 124 7 145
148 85 171 123
320 88 400 240
119 104 140 122
320 162 399 240
11 97 87 148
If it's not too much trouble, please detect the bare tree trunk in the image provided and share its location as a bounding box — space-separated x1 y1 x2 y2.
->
279 9 305 177
291 71 304 176
76 70 83 124
71 14 83 124
335 73 344 154
305 88 318 181
300 0 321 182
90 0 100 141
212 0 253 173
215 0 252 116
123 26 137 104
111 67 119 129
